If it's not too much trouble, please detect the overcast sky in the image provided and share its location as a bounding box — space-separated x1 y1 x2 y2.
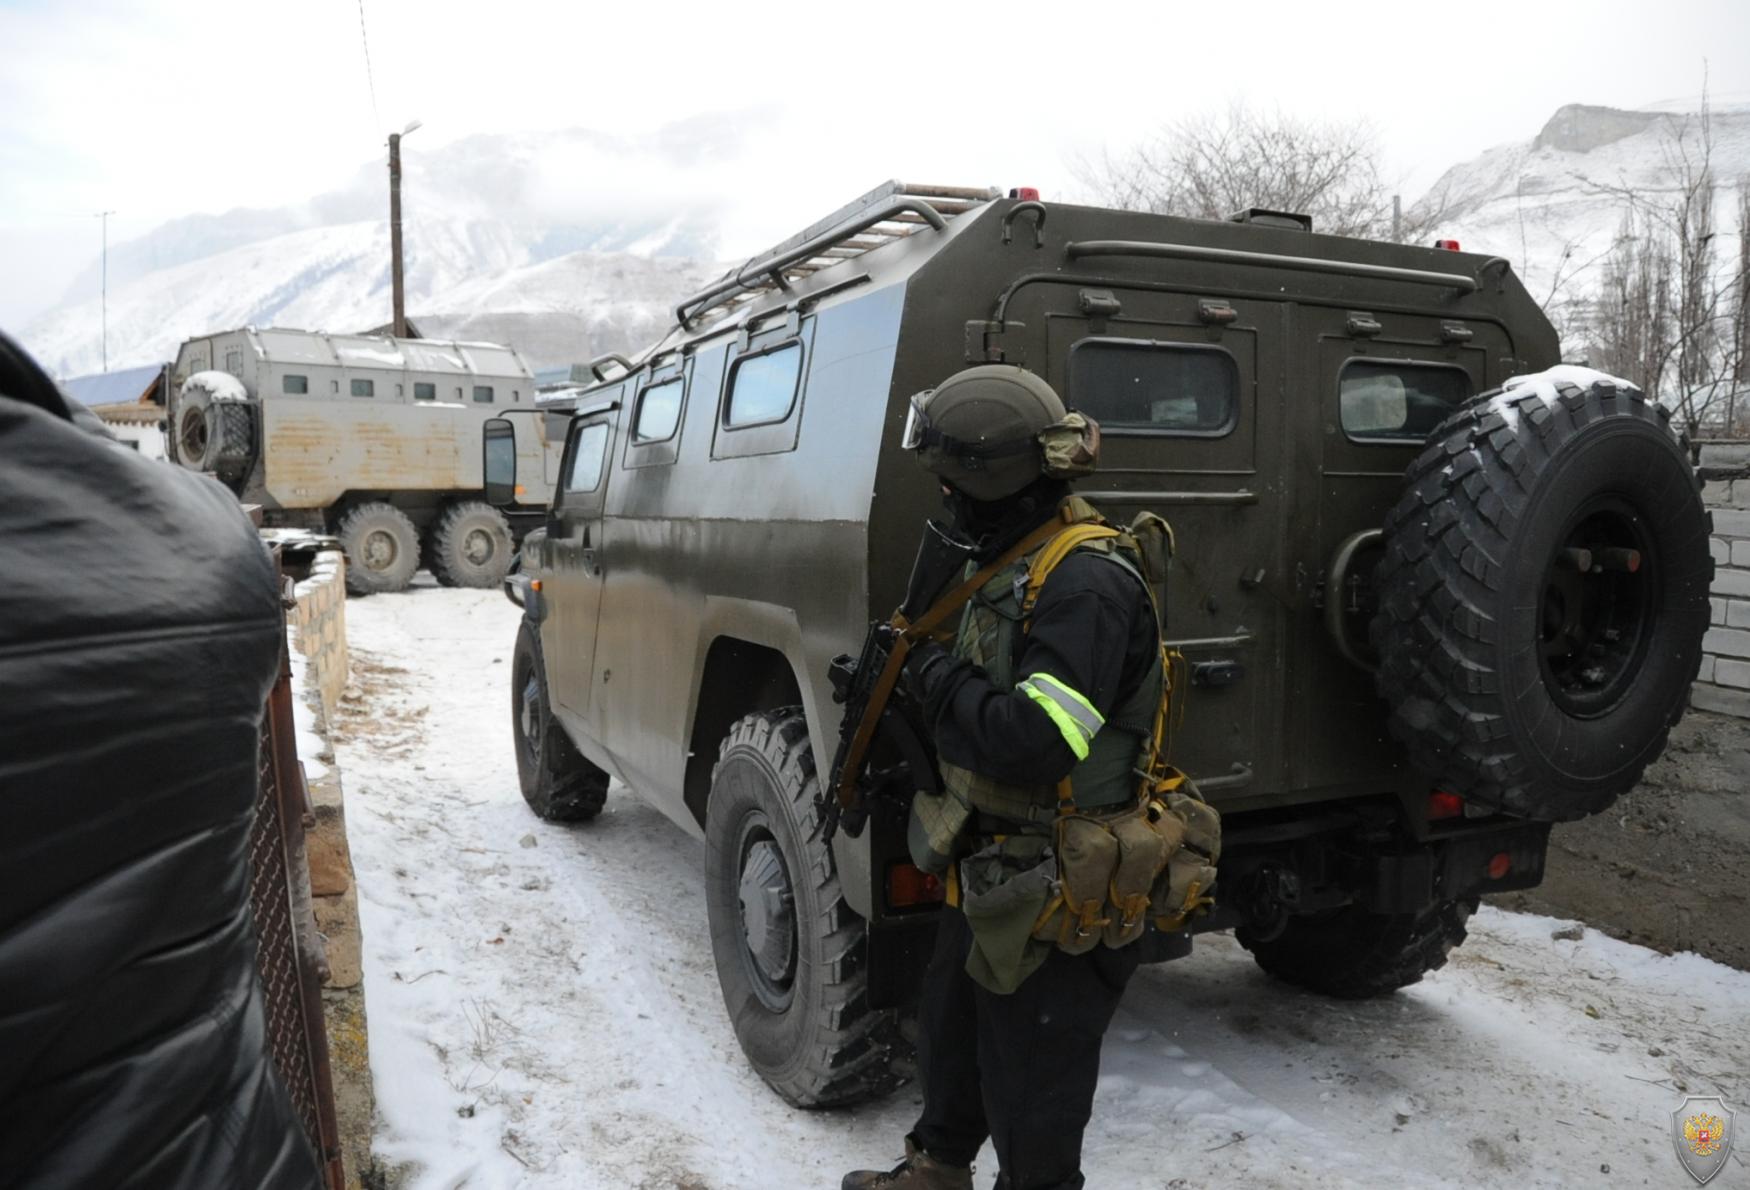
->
3 0 1747 329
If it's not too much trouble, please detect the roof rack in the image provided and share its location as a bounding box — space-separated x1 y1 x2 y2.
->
674 180 1000 329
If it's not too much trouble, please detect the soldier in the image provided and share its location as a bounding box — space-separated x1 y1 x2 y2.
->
843 366 1165 1190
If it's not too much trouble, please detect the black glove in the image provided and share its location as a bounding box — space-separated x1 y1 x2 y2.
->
903 638 968 724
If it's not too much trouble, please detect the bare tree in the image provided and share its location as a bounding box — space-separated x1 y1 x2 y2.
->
1592 210 1676 396
1077 103 1439 241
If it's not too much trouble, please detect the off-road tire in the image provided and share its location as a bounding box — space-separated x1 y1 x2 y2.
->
1238 896 1478 998
429 501 515 588
510 621 608 821
173 384 254 478
1371 373 1713 821
337 502 421 595
704 710 894 1108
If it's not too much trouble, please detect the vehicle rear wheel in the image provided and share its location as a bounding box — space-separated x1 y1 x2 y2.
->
704 710 894 1108
1371 370 1713 821
1237 896 1478 999
430 501 515 588
511 621 608 821
337 502 420 595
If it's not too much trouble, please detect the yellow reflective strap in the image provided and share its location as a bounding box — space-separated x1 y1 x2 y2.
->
1018 673 1102 761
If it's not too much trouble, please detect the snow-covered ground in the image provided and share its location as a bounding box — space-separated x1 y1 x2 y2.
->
332 584 1750 1190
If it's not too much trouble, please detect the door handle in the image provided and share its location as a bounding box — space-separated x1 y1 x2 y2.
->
581 547 601 578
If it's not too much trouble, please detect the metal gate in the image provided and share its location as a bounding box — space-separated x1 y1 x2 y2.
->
249 562 346 1188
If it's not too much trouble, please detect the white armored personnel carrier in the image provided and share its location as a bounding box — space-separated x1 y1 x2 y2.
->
168 327 558 593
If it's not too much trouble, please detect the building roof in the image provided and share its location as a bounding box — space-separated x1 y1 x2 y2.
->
60 363 165 407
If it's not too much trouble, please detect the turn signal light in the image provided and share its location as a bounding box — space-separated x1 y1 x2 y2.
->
888 862 946 909
1428 790 1465 820
529 579 542 592
1486 851 1512 880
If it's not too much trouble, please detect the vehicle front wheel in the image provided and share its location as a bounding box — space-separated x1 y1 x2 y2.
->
1236 896 1478 999
704 710 895 1108
511 621 608 821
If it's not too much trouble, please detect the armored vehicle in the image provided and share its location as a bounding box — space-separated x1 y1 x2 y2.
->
487 181 1713 1107
168 327 557 593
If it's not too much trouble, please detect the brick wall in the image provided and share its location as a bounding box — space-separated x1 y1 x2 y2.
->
1698 451 1750 719
283 549 376 1188
290 550 349 724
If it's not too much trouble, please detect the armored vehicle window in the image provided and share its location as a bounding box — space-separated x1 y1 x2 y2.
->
225 349 242 375
1340 361 1471 442
331 380 340 394
474 385 495 404
633 378 684 443
564 423 611 495
414 382 436 400
351 378 374 398
283 374 308 394
725 343 802 428
1068 339 1238 436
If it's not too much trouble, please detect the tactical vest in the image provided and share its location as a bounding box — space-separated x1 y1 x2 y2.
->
938 498 1164 830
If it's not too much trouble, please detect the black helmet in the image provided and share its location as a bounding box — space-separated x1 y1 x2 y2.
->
904 365 1099 501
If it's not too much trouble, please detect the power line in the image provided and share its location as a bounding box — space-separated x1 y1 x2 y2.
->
356 0 382 136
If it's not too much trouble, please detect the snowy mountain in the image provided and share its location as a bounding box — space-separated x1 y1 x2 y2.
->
27 103 1750 380
1417 101 1750 342
22 128 725 377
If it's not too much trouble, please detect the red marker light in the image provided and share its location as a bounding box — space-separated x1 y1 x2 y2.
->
1428 790 1465 820
1486 852 1512 880
887 862 946 909
1435 239 1461 251
1011 187 1041 201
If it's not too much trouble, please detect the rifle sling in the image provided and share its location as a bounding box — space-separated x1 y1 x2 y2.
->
835 510 1073 808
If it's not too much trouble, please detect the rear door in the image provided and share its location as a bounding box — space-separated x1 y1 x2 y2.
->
542 393 623 727
1294 309 1505 792
1009 284 1288 801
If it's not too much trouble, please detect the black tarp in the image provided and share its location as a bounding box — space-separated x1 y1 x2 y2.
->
0 331 322 1189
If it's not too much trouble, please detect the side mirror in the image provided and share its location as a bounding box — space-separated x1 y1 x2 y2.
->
483 418 516 506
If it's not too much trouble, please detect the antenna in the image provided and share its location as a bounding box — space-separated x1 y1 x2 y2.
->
95 210 116 372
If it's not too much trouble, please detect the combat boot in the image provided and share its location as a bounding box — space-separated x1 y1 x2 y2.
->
841 1138 973 1190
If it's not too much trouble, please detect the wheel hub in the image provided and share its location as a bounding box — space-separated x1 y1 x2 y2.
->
1537 497 1654 718
463 527 495 566
363 528 399 570
737 835 797 1002
518 674 542 759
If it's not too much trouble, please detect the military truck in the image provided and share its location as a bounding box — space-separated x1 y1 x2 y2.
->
485 181 1713 1108
168 327 558 593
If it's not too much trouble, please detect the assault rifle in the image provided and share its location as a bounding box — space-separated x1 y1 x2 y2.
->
823 521 973 840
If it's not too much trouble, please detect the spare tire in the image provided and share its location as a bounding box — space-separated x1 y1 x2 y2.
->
174 372 255 481
1372 369 1713 821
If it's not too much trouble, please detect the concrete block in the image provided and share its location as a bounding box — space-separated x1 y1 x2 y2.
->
1715 597 1731 625
1692 680 1750 718
1730 480 1750 509
1736 541 1750 568
1702 626 1750 659
1701 443 1750 467
1731 600 1750 630
1714 509 1750 538
1715 538 1733 565
1716 658 1750 690
1716 568 1750 598
1697 655 1715 683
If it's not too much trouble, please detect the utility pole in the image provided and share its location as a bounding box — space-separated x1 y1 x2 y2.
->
96 210 115 371
387 119 421 339
1391 194 1401 243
